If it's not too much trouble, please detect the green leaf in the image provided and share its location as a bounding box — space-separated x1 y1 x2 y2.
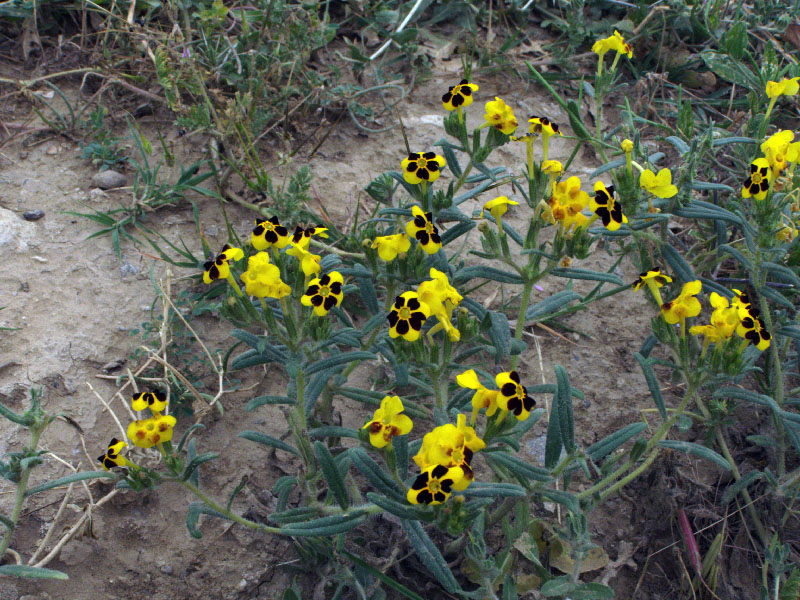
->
453 266 524 285
461 482 526 498
186 501 230 539
176 423 206 454
366 492 432 521
279 512 367 537
568 582 615 599
0 565 68 580
544 400 563 470
314 442 349 509
554 365 574 452
550 268 622 285
657 440 731 470
402 520 461 594
634 353 667 420
343 550 426 600
269 507 319 524
722 470 763 505
182 452 219 481
586 423 648 462
758 285 795 310
718 245 753 270
525 291 582 322
699 51 759 89
485 451 552 483
304 351 376 376
25 471 116 497
238 431 301 457
660 243 695 282
537 488 579 512
0 400 33 426
665 136 690 156
713 386 779 411
246 395 294 410
350 448 406 502
308 426 360 439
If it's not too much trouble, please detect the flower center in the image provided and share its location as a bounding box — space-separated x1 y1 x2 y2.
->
320 286 330 297
425 222 435 234
753 173 764 184
418 158 428 168
428 479 442 494
452 447 464 464
399 307 411 320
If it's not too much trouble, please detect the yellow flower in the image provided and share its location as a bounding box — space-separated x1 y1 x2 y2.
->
766 77 800 99
413 424 463 469
407 464 463 505
632 269 672 292
709 292 740 339
528 116 561 137
541 160 563 175
640 168 678 199
412 421 481 492
777 217 798 243
442 79 479 111
417 268 463 341
484 97 518 135
362 395 413 449
457 369 500 420
456 413 485 454
286 243 321 276
98 438 128 471
731 288 752 317
290 225 329 250
371 233 411 262
660 280 702 325
387 291 430 342
545 176 590 230
495 371 535 421
592 30 633 59
405 206 442 254
621 139 634 152
240 252 291 298
742 158 771 200
761 130 794 176
736 310 771 351
401 152 446 185
202 244 244 284
131 390 168 414
589 181 627 231
689 323 727 346
127 414 177 448
481 196 519 222
251 216 290 250
301 271 344 316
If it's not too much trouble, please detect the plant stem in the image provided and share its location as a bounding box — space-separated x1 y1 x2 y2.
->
0 426 44 561
179 479 282 534
510 280 535 371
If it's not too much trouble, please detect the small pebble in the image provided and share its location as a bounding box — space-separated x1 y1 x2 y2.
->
91 170 127 190
23 210 44 221
160 565 174 575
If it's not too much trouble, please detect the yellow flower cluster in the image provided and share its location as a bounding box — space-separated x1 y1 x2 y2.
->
691 289 770 352
408 415 485 505
634 269 770 351
387 268 463 342
126 389 177 449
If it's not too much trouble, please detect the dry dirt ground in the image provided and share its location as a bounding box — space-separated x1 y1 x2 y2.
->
0 62 707 599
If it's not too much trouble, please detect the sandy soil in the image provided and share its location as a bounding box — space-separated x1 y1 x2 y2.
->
0 62 695 600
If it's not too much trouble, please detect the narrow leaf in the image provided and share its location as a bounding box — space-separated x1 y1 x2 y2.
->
25 471 116 497
657 440 731 470
402 520 461 594
238 431 301 457
314 442 349 509
0 565 68 580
